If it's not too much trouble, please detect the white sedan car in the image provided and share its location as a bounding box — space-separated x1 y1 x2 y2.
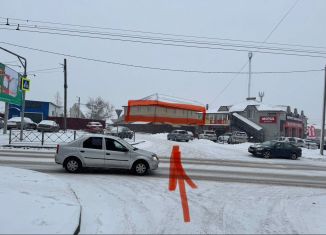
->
55 134 159 175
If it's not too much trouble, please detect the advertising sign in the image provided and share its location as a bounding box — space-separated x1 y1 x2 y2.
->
259 116 277 123
0 63 22 105
307 125 316 138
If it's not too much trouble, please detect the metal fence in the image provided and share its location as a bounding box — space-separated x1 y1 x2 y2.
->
9 130 87 146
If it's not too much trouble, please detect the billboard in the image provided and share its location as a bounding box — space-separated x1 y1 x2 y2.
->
0 63 22 105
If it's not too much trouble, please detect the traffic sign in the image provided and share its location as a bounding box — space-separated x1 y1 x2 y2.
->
21 77 30 91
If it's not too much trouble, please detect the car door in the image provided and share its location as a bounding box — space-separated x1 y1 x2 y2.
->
283 143 295 157
79 137 105 167
105 138 131 169
273 142 285 158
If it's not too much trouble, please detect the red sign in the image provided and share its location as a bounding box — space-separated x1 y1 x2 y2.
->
260 116 277 123
307 125 316 138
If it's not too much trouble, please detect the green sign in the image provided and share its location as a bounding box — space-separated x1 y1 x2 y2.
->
0 63 23 105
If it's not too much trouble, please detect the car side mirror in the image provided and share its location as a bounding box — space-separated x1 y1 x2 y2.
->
123 148 129 152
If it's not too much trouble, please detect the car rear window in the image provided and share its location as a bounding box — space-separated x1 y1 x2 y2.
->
206 131 215 134
83 137 103 150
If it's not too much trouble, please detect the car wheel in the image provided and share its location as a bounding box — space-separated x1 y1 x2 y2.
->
132 160 149 176
263 151 271 159
291 153 298 160
64 157 82 173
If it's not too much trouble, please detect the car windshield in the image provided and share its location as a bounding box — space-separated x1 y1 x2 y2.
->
118 138 138 150
261 141 276 146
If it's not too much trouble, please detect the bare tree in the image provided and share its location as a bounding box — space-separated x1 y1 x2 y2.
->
86 97 114 120
53 92 63 116
53 92 62 107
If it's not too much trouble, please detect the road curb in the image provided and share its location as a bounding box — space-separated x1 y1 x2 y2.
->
70 186 82 235
73 207 82 235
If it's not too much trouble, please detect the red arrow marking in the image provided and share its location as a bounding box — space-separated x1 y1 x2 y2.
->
169 145 197 222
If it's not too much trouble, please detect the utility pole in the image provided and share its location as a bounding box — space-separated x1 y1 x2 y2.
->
64 59 67 131
320 65 326 155
77 96 81 118
248 52 253 98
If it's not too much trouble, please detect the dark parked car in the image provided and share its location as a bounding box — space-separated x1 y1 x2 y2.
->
106 126 134 139
37 120 60 132
248 141 302 160
167 130 190 142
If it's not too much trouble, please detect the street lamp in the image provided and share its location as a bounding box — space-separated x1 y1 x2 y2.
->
248 52 253 98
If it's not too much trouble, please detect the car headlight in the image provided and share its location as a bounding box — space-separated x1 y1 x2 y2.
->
152 154 158 161
256 147 264 151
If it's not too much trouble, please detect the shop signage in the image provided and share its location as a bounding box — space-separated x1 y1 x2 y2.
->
284 121 303 128
260 116 277 123
286 115 302 122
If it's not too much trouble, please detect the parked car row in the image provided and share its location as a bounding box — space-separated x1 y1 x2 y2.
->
276 137 318 149
105 126 134 139
217 131 248 144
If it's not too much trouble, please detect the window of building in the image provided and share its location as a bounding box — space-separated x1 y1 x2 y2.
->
247 109 254 119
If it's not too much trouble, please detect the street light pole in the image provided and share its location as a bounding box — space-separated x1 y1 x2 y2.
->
320 65 326 155
0 47 27 140
63 58 67 131
248 52 253 98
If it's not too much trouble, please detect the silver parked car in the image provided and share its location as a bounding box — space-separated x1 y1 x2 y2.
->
55 134 159 175
167 130 190 142
198 130 217 142
228 131 248 144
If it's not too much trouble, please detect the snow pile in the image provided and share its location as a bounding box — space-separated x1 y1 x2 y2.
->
58 174 326 234
133 133 326 163
0 166 80 234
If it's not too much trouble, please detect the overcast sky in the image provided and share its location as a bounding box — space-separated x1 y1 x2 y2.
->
1 0 326 123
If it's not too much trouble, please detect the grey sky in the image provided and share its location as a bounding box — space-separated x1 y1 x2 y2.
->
1 0 325 123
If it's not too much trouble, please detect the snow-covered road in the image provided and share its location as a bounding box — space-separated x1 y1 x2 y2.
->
2 133 326 234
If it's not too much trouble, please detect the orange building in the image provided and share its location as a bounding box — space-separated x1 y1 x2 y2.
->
124 94 206 125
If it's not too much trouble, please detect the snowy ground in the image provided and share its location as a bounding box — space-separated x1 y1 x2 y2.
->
132 133 326 163
0 166 81 234
55 173 326 234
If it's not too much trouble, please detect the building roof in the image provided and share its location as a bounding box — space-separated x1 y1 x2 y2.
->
26 100 62 108
139 93 204 106
228 100 288 112
205 109 229 114
232 113 263 131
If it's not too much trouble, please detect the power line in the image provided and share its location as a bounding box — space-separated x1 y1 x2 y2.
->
209 0 301 106
2 22 326 57
2 26 326 59
2 15 326 50
3 22 326 56
0 41 323 75
28 67 62 73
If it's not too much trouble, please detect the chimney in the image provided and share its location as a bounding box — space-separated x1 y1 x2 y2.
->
246 97 256 101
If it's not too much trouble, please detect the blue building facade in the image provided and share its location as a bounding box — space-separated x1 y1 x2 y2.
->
9 100 62 123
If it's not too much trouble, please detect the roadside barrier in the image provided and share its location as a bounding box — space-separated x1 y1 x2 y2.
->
8 129 85 146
